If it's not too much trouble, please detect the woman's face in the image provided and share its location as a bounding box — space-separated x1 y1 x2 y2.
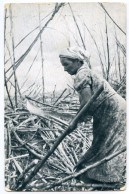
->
60 58 81 75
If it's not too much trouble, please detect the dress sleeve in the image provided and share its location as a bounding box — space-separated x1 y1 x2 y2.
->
74 67 92 93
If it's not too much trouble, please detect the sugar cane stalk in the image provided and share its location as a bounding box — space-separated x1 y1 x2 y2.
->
4 8 14 110
68 3 91 69
99 3 126 35
105 14 110 81
9 4 18 108
38 5 45 103
52 88 67 107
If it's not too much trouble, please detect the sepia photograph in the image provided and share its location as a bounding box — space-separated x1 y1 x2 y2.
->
3 2 126 192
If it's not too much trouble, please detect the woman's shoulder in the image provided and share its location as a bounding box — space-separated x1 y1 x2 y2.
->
75 64 91 79
75 65 103 84
74 65 92 91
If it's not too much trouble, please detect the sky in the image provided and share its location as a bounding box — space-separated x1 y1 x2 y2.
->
4 2 126 95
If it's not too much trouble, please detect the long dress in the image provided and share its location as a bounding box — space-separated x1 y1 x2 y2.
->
73 64 126 183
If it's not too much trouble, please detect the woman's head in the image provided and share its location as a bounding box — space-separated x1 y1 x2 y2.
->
60 57 83 75
59 47 90 75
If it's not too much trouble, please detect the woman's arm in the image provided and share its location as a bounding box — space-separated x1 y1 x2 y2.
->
77 87 92 122
79 87 92 108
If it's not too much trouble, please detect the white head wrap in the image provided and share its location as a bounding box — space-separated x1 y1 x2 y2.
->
59 47 90 61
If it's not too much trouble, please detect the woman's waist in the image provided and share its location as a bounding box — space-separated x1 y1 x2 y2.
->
87 91 117 115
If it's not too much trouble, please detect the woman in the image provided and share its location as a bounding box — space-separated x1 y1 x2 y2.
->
59 47 126 185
